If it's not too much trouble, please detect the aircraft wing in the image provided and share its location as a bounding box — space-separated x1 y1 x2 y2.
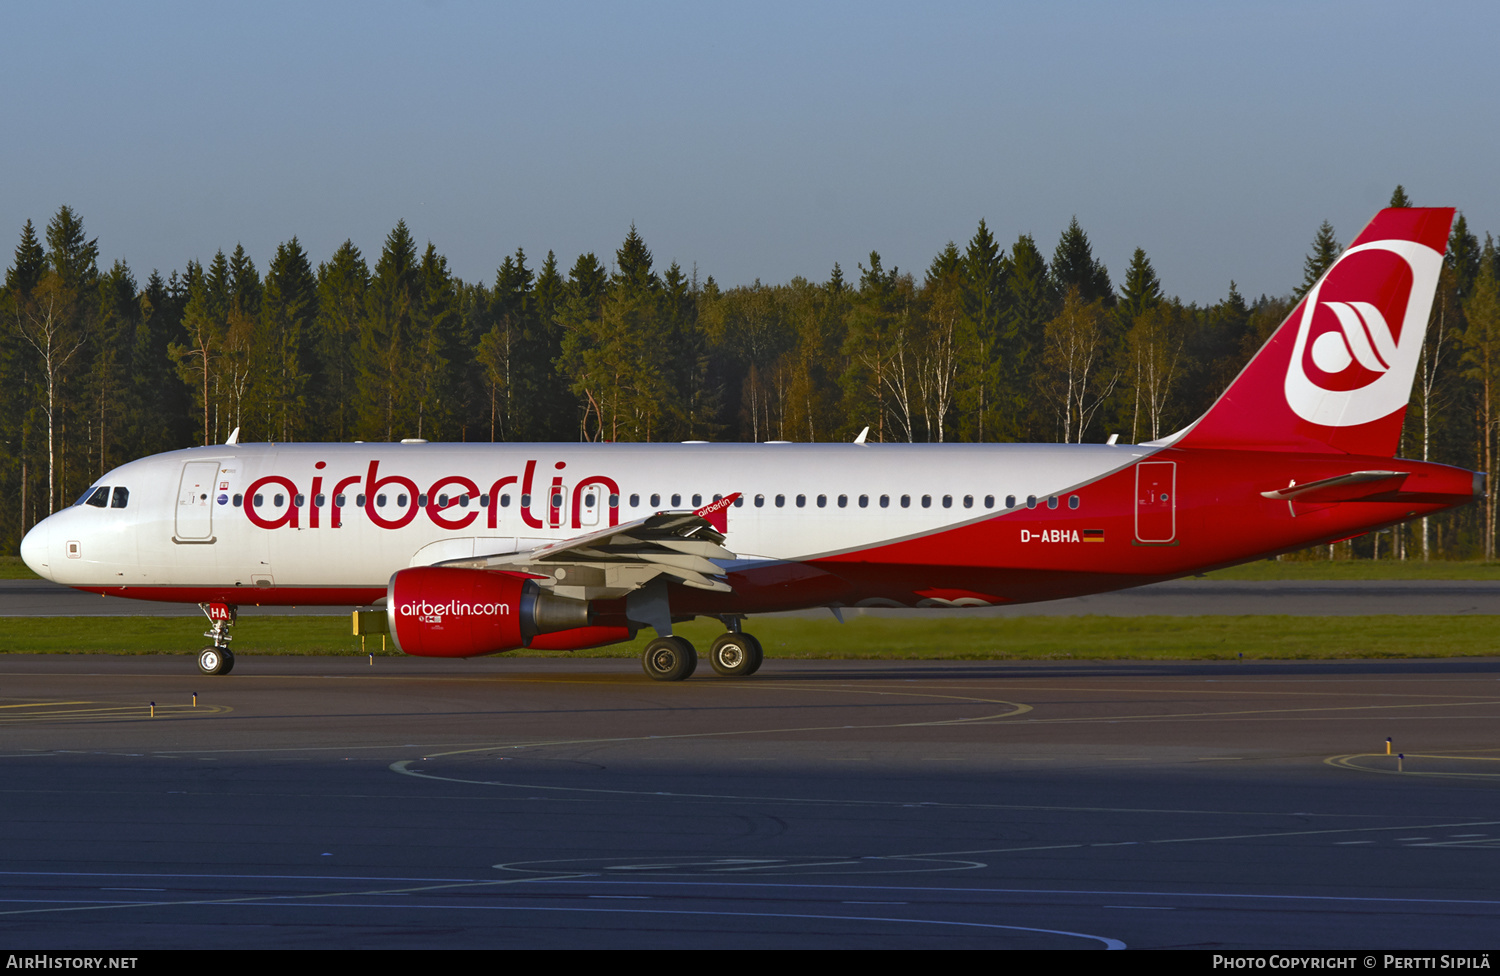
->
434 509 737 601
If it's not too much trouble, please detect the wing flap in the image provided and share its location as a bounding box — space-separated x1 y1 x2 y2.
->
434 509 736 601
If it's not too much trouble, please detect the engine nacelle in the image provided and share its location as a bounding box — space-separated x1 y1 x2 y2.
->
386 566 591 657
526 625 636 651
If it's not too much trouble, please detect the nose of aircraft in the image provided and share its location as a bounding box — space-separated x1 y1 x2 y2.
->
20 517 53 580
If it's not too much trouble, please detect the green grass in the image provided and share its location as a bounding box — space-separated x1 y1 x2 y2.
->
1 613 1496 661
0 557 40 580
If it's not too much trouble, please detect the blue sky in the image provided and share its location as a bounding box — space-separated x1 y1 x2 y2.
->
3 2 1495 303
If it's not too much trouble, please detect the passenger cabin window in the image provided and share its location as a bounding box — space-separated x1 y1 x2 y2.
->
630 494 640 507
921 495 932 508
942 495 952 508
1047 496 1058 509
796 494 806 508
1026 495 1037 509
859 495 869 508
900 495 911 508
356 494 366 507
775 494 785 507
985 495 995 509
692 494 702 507
86 487 110 508
1004 495 1014 508
650 494 661 507
880 495 890 508
837 495 847 508
233 494 243 507
962 495 972 508
671 494 681 507
334 494 346 507
397 493 408 507
1069 495 1080 509
754 494 765 507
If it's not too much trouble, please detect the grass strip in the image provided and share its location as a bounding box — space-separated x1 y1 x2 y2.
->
0 613 1496 660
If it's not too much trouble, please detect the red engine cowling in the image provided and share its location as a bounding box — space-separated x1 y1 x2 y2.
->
386 566 592 657
526 626 636 651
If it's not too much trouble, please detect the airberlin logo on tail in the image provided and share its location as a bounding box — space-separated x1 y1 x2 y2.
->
1284 239 1442 428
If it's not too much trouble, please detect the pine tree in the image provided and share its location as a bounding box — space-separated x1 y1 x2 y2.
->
1002 234 1053 440
44 206 99 291
229 244 262 316
1117 247 1163 328
261 238 319 441
1447 214 1482 299
5 220 46 297
410 242 459 440
1390 185 1413 208
314 241 369 441
358 220 420 440
1298 221 1341 297
957 221 1006 442
1051 217 1112 306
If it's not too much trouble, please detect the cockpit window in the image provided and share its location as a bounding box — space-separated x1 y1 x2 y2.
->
111 487 129 509
85 487 110 508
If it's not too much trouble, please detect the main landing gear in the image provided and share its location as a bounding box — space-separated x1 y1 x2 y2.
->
640 621 763 682
197 603 237 675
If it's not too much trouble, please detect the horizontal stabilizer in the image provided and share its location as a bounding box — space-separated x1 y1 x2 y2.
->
1260 471 1408 504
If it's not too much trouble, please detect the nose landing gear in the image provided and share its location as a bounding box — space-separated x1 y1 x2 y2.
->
197 603 237 675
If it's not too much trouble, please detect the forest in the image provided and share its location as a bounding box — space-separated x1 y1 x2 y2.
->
4 186 1498 560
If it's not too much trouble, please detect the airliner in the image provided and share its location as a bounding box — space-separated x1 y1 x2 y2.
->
19 208 1481 680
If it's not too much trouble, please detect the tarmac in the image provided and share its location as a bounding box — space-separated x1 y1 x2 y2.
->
1 653 1498 949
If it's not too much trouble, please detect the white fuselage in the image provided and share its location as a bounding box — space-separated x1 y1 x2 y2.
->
23 440 1149 598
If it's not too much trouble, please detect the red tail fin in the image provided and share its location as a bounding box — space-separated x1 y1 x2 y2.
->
1175 208 1454 457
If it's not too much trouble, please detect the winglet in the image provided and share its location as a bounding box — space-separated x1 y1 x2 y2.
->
853 426 869 444
694 493 741 533
226 427 240 446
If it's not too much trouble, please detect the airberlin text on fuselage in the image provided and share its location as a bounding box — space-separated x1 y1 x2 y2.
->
241 459 620 532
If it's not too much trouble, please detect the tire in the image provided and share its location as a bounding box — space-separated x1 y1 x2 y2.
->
198 646 233 676
641 636 698 681
709 632 763 677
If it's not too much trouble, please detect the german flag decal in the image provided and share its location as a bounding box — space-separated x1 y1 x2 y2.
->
1083 529 1105 542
